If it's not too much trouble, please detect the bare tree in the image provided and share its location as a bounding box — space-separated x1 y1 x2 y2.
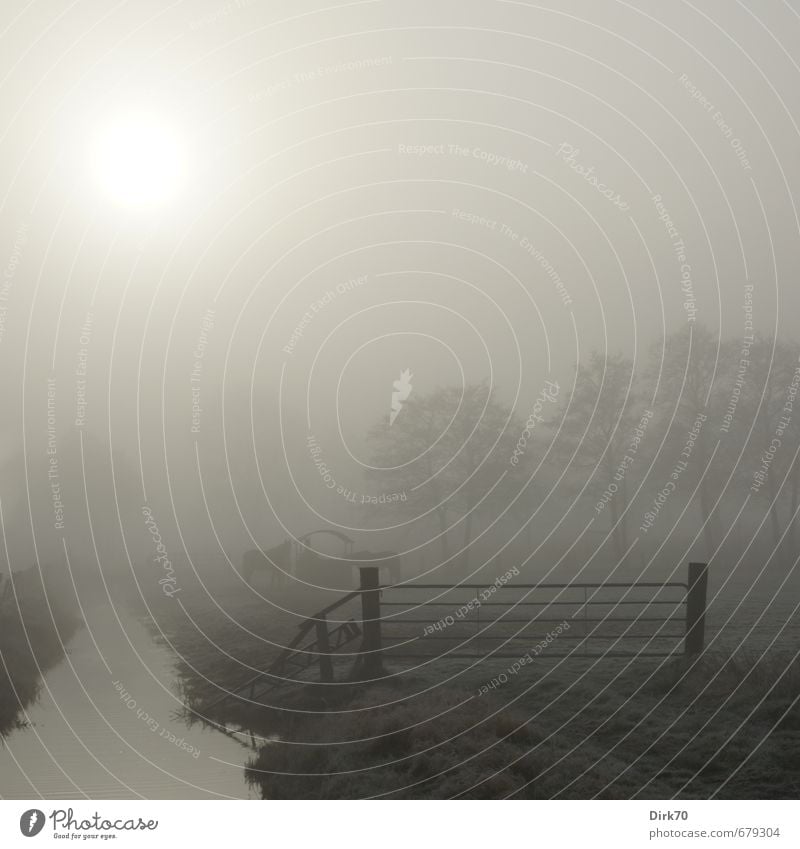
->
365 382 527 575
741 336 800 547
648 325 733 554
550 352 641 559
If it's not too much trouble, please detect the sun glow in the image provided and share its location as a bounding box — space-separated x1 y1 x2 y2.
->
90 111 187 208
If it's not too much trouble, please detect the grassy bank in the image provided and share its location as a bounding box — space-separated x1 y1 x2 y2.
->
242 651 800 799
0 568 82 737
148 582 800 798
142 583 316 735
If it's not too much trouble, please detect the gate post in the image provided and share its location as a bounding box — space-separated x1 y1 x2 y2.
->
684 562 708 657
314 615 334 683
359 566 384 676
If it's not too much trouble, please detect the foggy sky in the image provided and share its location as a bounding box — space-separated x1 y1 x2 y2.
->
1 0 799 586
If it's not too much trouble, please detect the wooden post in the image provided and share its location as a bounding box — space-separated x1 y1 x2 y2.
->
684 562 708 656
315 615 334 682
359 566 384 676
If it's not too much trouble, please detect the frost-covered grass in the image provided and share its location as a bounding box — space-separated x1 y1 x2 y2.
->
242 651 800 798
153 582 800 798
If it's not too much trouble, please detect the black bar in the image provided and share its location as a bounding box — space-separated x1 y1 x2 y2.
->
684 562 709 656
314 615 334 683
381 582 689 590
381 633 684 642
382 651 684 659
380 616 687 625
379 599 686 607
359 566 384 676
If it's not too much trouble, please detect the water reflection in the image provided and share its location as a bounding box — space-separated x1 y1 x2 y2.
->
0 607 256 799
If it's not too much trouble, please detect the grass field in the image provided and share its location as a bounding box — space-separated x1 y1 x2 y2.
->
238 652 800 798
149 581 800 799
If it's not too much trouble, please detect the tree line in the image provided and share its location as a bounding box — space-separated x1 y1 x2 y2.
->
365 324 800 568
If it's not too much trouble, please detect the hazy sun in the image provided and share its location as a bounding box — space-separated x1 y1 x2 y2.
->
91 112 186 208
